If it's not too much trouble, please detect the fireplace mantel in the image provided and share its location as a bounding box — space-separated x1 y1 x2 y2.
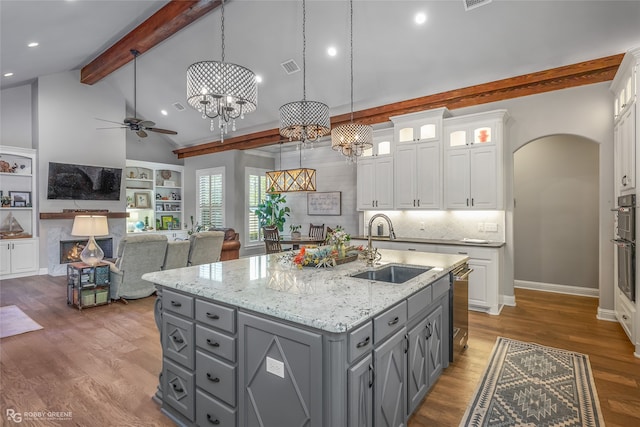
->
40 212 129 220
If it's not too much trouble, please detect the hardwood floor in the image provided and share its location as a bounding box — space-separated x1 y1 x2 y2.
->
1 275 638 427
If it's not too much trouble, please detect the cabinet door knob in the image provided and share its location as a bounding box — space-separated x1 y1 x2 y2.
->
356 336 370 348
206 312 220 320
388 316 399 326
622 314 629 320
171 383 184 393
206 414 221 425
206 338 220 347
206 372 221 383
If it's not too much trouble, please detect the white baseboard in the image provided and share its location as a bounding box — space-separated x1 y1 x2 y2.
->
39 267 48 275
596 307 617 322
514 280 599 298
501 295 516 307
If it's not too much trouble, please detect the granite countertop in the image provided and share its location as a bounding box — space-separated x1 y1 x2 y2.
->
143 249 467 334
351 235 506 248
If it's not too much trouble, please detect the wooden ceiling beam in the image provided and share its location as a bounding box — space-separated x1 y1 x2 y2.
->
80 0 221 85
173 53 623 159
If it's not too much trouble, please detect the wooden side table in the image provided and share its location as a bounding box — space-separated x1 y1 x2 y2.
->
66 261 111 310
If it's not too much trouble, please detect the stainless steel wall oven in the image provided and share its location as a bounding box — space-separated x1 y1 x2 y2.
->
613 194 636 302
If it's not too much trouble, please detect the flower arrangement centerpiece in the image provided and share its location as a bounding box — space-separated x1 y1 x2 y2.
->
326 226 351 258
283 227 362 269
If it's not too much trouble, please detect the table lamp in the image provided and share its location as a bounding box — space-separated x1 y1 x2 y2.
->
71 215 109 266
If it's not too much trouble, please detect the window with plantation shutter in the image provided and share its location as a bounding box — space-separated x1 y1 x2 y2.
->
246 167 268 245
196 167 224 229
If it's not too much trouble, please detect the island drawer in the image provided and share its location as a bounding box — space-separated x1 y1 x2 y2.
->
196 389 236 427
374 301 407 344
431 275 450 301
196 299 236 333
407 285 433 319
348 321 373 363
163 358 195 422
196 350 236 407
196 324 236 362
164 289 194 318
163 313 195 369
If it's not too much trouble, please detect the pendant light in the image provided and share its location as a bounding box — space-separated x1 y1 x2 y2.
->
266 143 316 193
279 0 330 147
331 0 373 163
186 0 257 142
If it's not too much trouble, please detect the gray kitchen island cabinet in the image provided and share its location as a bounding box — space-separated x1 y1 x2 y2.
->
144 249 466 427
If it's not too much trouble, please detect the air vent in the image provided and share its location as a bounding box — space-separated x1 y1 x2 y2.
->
172 102 186 111
463 0 492 11
281 59 300 75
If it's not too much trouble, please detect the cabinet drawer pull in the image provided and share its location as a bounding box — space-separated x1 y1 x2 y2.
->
206 312 220 320
356 336 370 348
388 316 399 326
206 414 221 425
171 383 184 393
170 300 182 307
172 335 184 344
206 338 220 347
206 372 221 383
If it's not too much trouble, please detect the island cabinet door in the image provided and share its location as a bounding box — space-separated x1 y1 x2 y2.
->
407 317 429 415
348 354 373 427
374 327 408 427
426 304 444 387
238 312 323 427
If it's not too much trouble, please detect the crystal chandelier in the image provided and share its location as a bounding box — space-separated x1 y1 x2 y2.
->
279 0 330 147
331 0 373 163
266 143 316 193
186 0 257 142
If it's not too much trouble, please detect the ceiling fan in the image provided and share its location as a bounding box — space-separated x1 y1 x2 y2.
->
97 49 177 138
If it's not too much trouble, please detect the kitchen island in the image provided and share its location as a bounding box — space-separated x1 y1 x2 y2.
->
143 248 468 427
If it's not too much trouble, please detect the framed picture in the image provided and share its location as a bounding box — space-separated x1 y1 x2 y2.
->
134 192 150 208
9 191 31 207
161 215 174 230
307 191 341 216
163 203 172 212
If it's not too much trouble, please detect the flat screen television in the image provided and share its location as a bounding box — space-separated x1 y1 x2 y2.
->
47 162 122 200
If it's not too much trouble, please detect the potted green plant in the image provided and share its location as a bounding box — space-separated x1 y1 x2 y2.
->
289 224 302 239
254 191 290 232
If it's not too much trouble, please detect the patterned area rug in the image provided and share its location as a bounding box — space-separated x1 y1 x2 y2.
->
460 337 605 427
0 305 43 338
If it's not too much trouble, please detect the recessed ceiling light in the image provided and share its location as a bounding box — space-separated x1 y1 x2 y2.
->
27 42 39 48
327 46 337 57
415 12 427 25
255 75 263 83
161 110 168 116
3 72 14 77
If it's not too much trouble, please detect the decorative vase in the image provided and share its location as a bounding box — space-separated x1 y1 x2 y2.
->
334 243 346 259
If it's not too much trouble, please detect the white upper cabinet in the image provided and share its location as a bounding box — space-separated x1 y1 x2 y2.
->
611 47 639 195
391 109 450 209
444 110 508 210
357 129 395 210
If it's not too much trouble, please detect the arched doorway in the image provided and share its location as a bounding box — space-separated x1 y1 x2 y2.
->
513 134 599 292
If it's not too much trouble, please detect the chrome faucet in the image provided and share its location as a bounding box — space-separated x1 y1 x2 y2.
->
364 213 396 266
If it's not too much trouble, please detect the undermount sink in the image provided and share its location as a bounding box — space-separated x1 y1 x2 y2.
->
350 265 432 284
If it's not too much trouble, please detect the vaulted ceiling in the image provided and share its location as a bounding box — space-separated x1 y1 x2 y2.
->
2 0 640 156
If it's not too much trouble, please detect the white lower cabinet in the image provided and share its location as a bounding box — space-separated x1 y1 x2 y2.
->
0 238 38 278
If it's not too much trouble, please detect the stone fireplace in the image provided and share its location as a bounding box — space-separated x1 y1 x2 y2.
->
59 238 113 264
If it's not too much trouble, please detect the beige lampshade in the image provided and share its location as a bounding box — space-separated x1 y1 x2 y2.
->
71 215 109 237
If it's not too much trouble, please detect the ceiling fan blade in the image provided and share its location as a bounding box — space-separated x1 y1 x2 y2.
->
136 130 148 138
95 118 125 125
139 120 156 128
147 127 178 135
96 126 127 130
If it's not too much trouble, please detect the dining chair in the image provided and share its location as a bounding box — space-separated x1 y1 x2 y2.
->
309 223 325 241
263 225 282 254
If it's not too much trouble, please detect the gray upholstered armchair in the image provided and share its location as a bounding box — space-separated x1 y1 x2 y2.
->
187 231 225 266
108 234 168 301
162 240 190 270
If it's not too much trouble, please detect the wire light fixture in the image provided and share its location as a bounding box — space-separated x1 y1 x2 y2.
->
279 0 330 147
266 143 316 193
186 0 257 142
331 0 373 163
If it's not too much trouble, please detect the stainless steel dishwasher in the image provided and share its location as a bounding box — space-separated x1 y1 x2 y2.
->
450 263 471 361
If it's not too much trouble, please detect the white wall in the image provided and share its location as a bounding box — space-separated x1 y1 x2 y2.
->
0 84 32 148
514 135 599 289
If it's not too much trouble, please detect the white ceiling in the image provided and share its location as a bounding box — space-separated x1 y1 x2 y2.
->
2 0 640 151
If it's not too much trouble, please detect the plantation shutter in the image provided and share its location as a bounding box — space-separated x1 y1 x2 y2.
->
247 171 267 243
197 168 224 229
